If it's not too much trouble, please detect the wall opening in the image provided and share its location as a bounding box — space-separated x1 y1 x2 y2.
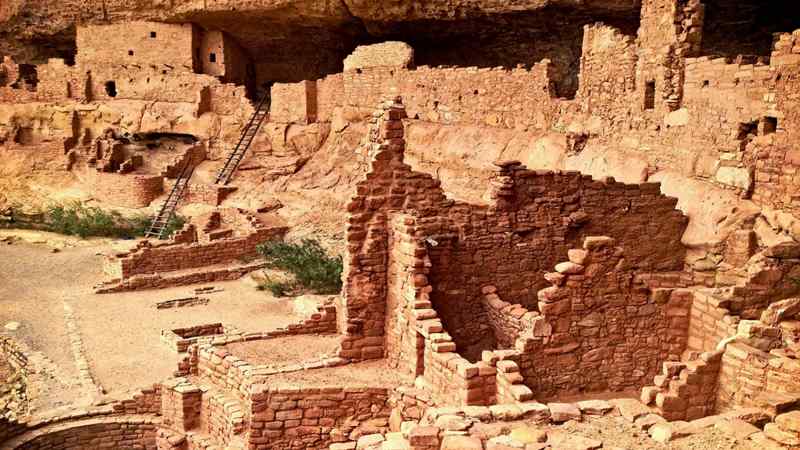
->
150 31 157 38
128 50 134 56
701 0 800 58
14 127 35 145
12 64 39 91
209 52 217 63
763 116 778 135
105 80 117 97
644 81 656 110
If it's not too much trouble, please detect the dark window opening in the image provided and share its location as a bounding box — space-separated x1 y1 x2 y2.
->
701 0 800 58
763 116 778 135
209 53 217 63
0 70 7 87
150 31 157 38
14 64 39 91
105 80 117 97
737 121 758 140
644 81 656 110
702 80 710 88
14 127 35 145
128 50 134 56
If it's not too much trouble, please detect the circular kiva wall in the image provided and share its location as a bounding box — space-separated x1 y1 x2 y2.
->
11 418 157 450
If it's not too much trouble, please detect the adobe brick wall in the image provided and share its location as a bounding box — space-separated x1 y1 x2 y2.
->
270 80 314 123
200 30 251 85
91 172 164 208
248 385 391 450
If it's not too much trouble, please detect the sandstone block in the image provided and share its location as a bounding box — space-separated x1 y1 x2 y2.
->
555 262 584 274
441 435 483 450
764 423 800 446
577 400 613 415
357 434 386 450
547 403 581 422
567 249 588 265
509 426 547 444
776 410 800 433
714 418 760 441
611 398 651 422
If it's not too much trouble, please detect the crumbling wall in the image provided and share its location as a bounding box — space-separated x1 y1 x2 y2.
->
12 419 157 450
508 237 692 399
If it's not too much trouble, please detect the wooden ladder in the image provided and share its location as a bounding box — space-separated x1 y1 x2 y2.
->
213 95 270 185
145 161 193 239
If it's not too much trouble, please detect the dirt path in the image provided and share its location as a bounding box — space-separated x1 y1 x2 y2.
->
0 235 305 406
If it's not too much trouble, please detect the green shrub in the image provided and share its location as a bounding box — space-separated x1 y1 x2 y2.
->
257 278 293 297
256 239 343 295
39 202 185 239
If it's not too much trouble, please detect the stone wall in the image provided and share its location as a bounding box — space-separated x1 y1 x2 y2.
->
12 418 158 450
91 172 164 208
270 61 557 129
508 237 692 399
577 23 638 119
716 341 800 413
200 30 251 85
343 42 414 72
76 21 199 72
247 386 391 450
104 223 286 279
686 290 739 354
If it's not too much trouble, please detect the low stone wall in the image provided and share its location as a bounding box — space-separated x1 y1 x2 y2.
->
10 417 158 450
107 226 285 279
248 386 391 450
96 261 266 293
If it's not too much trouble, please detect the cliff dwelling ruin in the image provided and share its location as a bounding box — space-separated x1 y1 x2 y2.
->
2 0 800 449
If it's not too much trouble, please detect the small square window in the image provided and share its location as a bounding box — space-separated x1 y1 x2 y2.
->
209 53 217 63
128 50 134 56
150 31 157 38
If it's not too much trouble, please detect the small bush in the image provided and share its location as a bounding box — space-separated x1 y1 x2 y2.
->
33 202 185 239
256 239 343 295
257 278 293 297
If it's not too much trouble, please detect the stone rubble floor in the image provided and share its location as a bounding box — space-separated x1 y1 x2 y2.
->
0 235 304 411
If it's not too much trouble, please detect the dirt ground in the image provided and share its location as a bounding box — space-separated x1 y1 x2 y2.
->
536 414 768 450
226 334 340 366
261 360 405 389
0 232 305 407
